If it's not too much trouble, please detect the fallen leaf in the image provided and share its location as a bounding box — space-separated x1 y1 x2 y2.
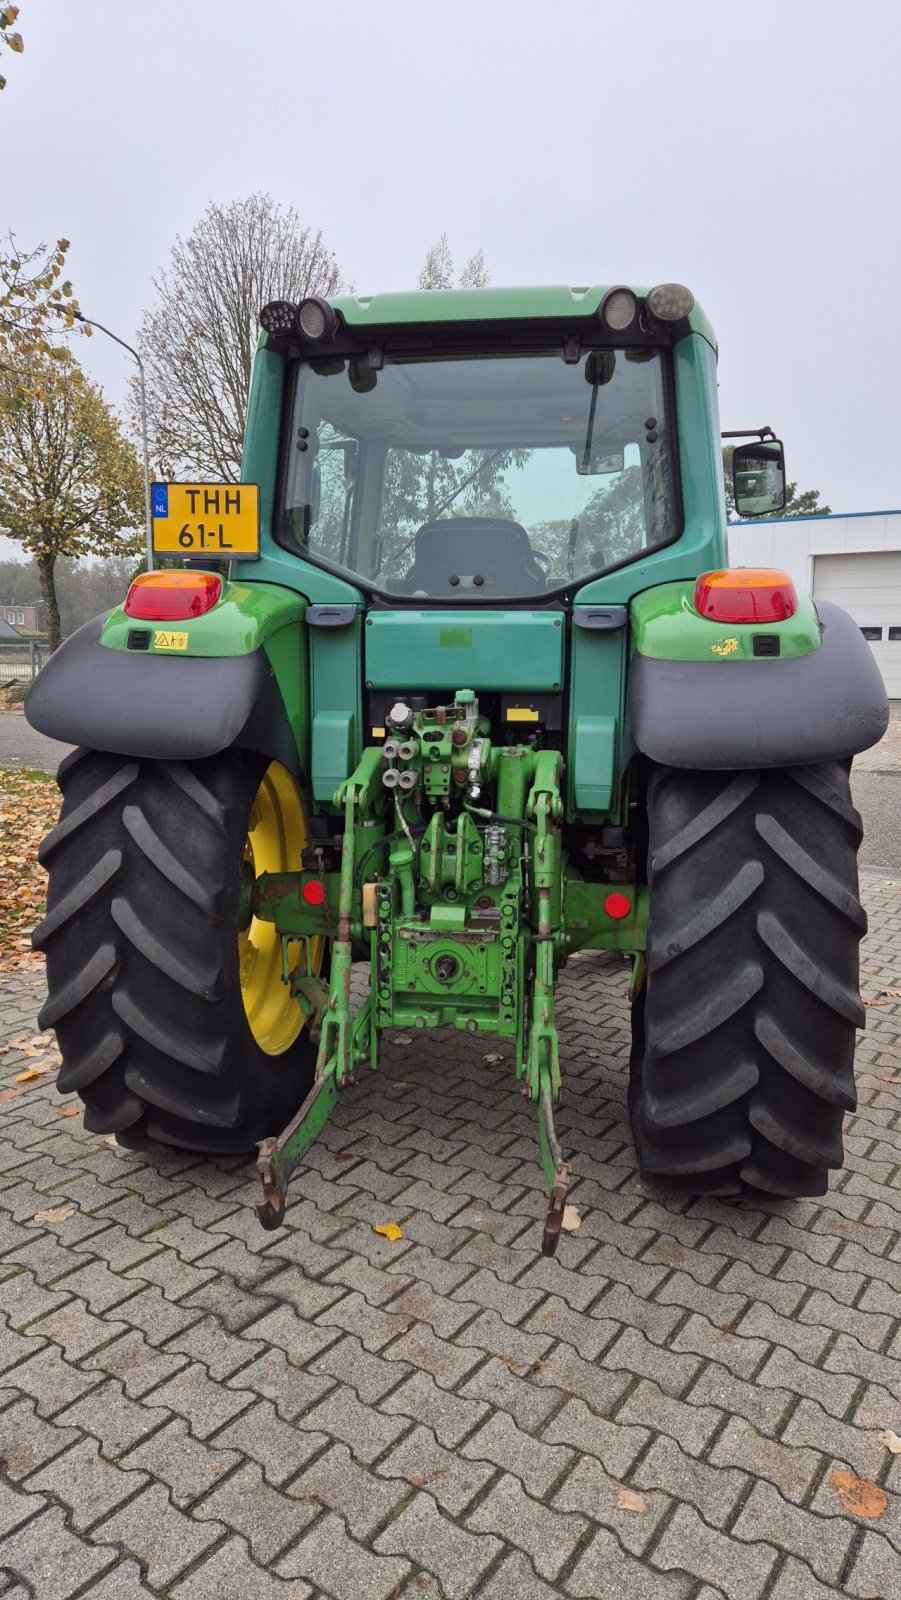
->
103 1135 118 1147
373 1222 404 1242
617 1489 647 1514
864 998 889 1008
499 1353 544 1377
55 1105 80 1118
879 1429 901 1455
15 1066 54 1083
0 770 59 973
483 1052 504 1065
332 1151 356 1162
887 988 901 998
561 1205 581 1232
33 1205 76 1224
0 1088 23 1102
878 1075 901 1085
829 1469 888 1518
389 1037 413 1048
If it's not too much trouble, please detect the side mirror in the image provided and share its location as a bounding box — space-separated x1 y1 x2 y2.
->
732 439 786 518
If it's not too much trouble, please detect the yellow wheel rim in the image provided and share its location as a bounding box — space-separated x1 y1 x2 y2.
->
238 762 324 1056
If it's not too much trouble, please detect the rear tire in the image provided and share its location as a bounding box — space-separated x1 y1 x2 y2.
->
629 761 865 1197
35 748 322 1154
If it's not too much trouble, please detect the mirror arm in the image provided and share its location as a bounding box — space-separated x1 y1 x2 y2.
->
721 426 777 441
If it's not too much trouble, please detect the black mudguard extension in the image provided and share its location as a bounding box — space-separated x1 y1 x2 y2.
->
630 601 889 769
25 613 301 774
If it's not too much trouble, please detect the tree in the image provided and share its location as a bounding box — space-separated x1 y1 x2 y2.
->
1 236 82 370
418 235 491 290
134 193 344 481
722 446 830 520
0 5 23 92
0 350 143 648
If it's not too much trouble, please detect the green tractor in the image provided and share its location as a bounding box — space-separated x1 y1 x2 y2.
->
27 283 888 1254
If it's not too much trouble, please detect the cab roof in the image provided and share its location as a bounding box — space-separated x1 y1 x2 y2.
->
329 284 717 349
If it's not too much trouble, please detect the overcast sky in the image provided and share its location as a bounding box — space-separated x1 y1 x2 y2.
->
4 0 900 562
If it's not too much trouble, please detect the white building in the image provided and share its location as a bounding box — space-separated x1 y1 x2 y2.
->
728 510 901 698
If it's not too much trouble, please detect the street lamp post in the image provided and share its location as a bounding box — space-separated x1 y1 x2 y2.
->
73 310 154 572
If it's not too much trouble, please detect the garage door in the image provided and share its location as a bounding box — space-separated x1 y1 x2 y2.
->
813 550 901 697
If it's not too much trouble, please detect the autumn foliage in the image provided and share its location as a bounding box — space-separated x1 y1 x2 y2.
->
0 767 57 971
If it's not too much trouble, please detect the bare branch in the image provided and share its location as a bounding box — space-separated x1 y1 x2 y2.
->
133 193 344 479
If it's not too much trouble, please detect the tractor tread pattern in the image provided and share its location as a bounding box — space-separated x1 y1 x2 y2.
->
631 760 864 1197
36 748 316 1153
33 849 122 948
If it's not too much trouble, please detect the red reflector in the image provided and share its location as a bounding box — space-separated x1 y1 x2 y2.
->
302 880 326 906
694 568 796 624
124 571 222 621
604 892 632 920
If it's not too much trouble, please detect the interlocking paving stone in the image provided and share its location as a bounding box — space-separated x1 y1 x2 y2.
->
93 1481 224 1587
171 1535 313 1599
376 1424 495 1518
212 1396 328 1487
0 1503 116 1598
83 1325 188 1397
0 866 898 1596
460 1411 574 1498
653 1502 780 1598
291 1439 412 1537
24 1435 147 1529
59 1378 172 1457
0 1476 44 1538
564 1525 695 1598
374 1491 501 1599
0 1395 81 1480
194 1460 318 1561
278 1508 411 1597
148 1358 254 1438
732 1479 856 1586
120 1416 242 1507
550 1452 670 1557
382 1368 490 1449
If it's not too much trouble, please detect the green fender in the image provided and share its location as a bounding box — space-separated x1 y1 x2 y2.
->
628 581 888 769
25 579 311 777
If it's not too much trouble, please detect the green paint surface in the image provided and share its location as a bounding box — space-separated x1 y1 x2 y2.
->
99 579 306 656
630 581 822 661
327 283 717 350
310 613 363 804
365 611 564 691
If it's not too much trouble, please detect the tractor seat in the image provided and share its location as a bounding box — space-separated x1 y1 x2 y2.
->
404 517 546 593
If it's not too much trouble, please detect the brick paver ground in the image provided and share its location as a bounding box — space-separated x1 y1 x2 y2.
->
0 869 899 1598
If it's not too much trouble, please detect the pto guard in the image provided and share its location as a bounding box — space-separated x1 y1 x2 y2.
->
630 600 888 769
25 609 302 775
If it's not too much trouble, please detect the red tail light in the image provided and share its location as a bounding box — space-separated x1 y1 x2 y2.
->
604 892 632 920
694 568 797 624
124 571 222 622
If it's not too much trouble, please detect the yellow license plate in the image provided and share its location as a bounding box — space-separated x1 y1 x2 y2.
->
151 482 260 559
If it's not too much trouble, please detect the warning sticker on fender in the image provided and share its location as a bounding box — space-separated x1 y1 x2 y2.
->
153 631 189 651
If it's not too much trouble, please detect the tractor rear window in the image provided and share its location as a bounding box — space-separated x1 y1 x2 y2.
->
279 346 677 599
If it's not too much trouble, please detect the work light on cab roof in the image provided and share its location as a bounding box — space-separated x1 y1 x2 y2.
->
647 282 695 321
